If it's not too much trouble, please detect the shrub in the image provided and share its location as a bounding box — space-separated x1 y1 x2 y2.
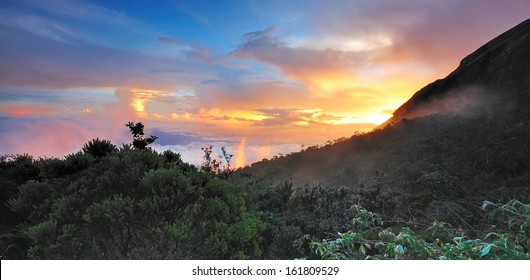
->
311 200 530 260
82 138 117 158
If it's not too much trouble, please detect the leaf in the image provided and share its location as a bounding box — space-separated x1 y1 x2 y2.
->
453 236 464 244
482 201 492 210
359 244 367 255
480 245 491 257
485 232 499 239
395 244 405 255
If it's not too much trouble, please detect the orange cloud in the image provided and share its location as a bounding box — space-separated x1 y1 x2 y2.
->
233 28 360 94
0 105 54 116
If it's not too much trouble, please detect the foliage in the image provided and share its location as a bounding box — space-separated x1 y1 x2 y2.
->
125 122 158 149
232 107 530 261
482 200 530 234
243 181 303 259
200 145 222 174
311 201 530 260
415 171 463 198
0 154 41 259
5 148 263 259
289 184 355 236
354 178 403 218
236 109 530 205
82 138 117 158
2 110 530 261
242 181 358 259
200 145 234 179
0 124 262 260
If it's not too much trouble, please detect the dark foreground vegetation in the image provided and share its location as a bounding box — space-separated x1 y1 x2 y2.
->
0 123 259 259
0 117 529 260
235 106 530 259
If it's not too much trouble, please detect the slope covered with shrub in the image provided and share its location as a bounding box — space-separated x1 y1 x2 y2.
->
1 137 263 259
311 201 529 260
1 126 528 260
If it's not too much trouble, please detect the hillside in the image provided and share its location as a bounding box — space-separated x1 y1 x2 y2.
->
386 18 530 125
236 19 530 192
232 20 530 249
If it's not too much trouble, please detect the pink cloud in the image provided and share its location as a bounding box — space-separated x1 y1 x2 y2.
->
232 28 359 88
0 89 150 158
307 0 530 72
0 104 55 117
1 119 94 157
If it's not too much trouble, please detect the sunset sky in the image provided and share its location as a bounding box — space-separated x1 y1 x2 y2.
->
1 0 529 166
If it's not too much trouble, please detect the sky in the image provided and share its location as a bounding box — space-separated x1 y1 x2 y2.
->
1 0 529 167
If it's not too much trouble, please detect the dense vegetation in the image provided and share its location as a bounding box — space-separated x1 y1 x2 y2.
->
311 201 529 260
233 106 530 259
0 123 262 259
238 104 530 192
1 114 529 259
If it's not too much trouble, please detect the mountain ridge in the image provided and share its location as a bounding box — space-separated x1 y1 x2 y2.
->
237 19 530 190
385 18 530 126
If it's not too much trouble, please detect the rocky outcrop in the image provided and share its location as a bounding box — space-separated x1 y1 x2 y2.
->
385 19 530 126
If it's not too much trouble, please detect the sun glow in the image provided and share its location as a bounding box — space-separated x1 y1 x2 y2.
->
294 121 310 126
198 108 270 122
356 113 393 125
132 100 144 112
329 112 393 126
312 78 358 94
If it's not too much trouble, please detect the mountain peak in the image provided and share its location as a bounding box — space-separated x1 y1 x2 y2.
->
459 19 530 69
385 19 530 126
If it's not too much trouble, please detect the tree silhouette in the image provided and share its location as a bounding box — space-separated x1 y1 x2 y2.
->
82 138 117 158
200 145 234 178
200 145 221 174
125 122 158 149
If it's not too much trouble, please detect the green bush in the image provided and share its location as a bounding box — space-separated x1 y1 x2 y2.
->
311 200 530 260
4 139 263 260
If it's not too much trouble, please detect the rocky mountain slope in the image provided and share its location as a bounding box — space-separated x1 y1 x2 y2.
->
236 19 530 194
385 19 530 126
